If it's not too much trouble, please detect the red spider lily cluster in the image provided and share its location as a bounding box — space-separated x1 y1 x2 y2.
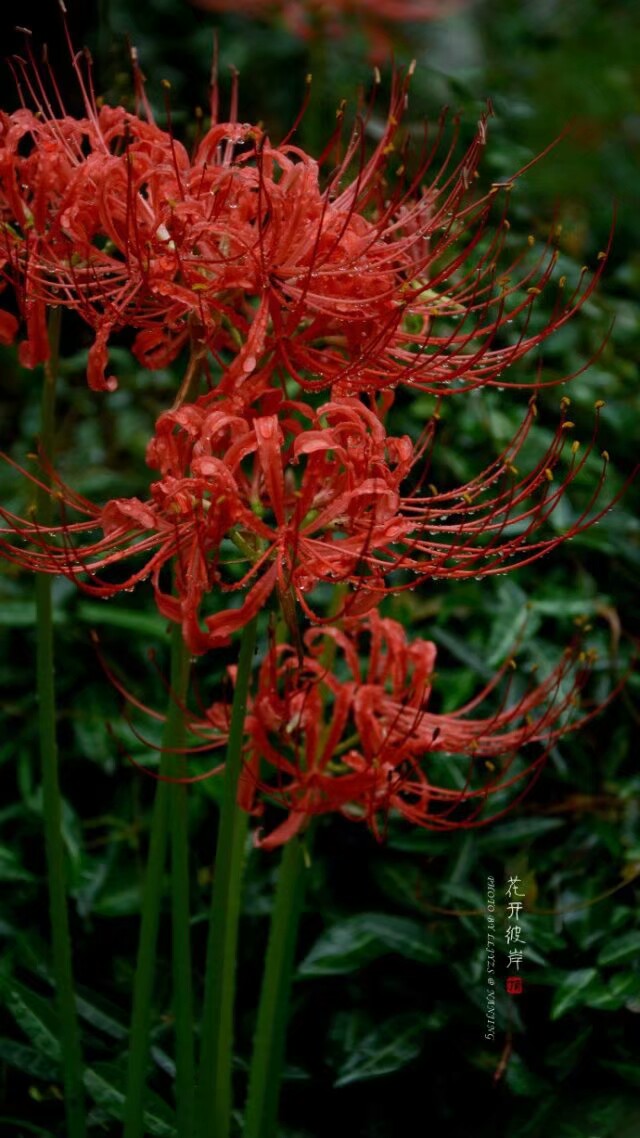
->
239 613 600 847
108 611 600 847
0 49 616 843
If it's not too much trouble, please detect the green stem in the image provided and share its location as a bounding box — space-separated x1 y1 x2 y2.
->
36 309 86 1138
123 625 191 1138
244 834 308 1138
167 629 195 1138
123 776 169 1137
196 615 258 1138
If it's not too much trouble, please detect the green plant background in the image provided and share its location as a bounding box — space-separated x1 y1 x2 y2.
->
0 0 638 1135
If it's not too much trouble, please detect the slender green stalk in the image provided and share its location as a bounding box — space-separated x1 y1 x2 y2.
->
36 309 87 1138
123 626 191 1138
244 834 308 1138
123 774 169 1137
167 628 195 1138
196 615 258 1138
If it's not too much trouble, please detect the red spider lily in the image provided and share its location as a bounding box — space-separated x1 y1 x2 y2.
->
0 48 607 398
189 0 461 22
188 0 467 61
0 388 615 652
92 610 603 847
136 611 596 847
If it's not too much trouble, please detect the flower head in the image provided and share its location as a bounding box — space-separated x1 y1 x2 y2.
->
0 52 607 399
0 385 615 652
152 611 598 847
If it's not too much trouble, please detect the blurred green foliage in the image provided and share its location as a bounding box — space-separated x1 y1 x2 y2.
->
0 0 639 1135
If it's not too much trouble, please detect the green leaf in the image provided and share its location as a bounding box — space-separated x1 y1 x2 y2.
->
84 1063 177 1137
91 881 144 918
0 1037 59 1080
550 969 600 1020
600 1060 640 1088
597 930 640 966
0 1119 54 1137
0 845 36 882
585 971 640 1011
544 1027 593 1081
504 1052 551 1097
298 913 441 977
373 862 428 914
1 979 61 1061
333 1014 425 1087
431 627 493 680
75 990 128 1040
482 817 565 846
76 601 167 637
530 596 609 618
485 581 536 667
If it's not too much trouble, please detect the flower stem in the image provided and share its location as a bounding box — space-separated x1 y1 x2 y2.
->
196 615 258 1138
123 625 191 1138
36 308 87 1138
243 833 308 1138
167 628 195 1138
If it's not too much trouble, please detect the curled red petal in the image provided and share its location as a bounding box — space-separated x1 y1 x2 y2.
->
0 310 18 346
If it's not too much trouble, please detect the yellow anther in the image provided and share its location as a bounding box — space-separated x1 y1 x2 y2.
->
597 251 606 260
558 275 567 288
594 399 606 409
161 79 172 90
560 421 575 430
544 468 554 482
560 395 571 409
601 450 610 462
527 286 542 296
527 235 535 246
571 440 581 455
